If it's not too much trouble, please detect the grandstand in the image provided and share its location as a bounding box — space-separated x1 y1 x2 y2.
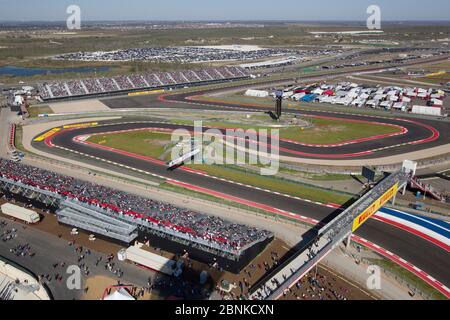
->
0 159 273 273
36 66 249 101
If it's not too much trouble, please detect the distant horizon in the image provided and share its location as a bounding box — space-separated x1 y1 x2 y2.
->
0 19 449 24
1 0 450 22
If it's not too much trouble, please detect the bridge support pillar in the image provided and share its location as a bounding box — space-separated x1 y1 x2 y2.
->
391 193 397 206
346 233 352 250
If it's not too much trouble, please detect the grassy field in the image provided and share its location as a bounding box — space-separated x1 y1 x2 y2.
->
89 126 360 184
189 164 352 204
87 130 353 205
276 166 363 181
367 258 446 300
172 105 401 145
160 182 308 227
401 60 450 85
88 131 171 160
416 73 450 85
289 117 400 145
27 105 53 118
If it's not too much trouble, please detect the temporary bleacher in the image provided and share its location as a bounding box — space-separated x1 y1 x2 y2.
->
57 200 138 243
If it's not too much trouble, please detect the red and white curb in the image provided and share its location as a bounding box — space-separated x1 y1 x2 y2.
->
8 124 16 150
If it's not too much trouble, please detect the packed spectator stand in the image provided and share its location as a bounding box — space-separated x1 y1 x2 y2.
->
0 158 272 260
37 66 249 101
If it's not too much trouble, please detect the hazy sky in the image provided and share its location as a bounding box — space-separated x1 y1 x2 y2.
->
0 0 449 21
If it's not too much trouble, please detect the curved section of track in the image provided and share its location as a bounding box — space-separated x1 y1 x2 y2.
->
159 92 448 160
101 96 449 161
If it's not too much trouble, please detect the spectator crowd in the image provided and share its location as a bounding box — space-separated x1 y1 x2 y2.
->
0 159 273 255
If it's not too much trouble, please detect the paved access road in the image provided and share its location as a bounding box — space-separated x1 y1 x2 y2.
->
0 215 196 300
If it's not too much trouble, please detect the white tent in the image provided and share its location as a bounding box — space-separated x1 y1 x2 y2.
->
360 93 370 99
431 93 444 99
335 90 348 97
319 95 333 103
13 95 24 107
334 97 347 105
347 91 359 98
312 88 324 95
351 98 366 107
401 96 411 103
282 91 294 99
316 95 328 103
366 100 379 108
393 102 408 111
412 105 442 116
387 90 398 96
245 89 269 98
103 288 135 301
380 101 393 109
417 92 428 99
389 95 399 102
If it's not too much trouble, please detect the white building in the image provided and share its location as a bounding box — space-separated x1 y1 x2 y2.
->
245 89 269 98
1 203 40 224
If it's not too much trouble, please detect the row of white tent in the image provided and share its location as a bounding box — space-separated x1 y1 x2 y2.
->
314 95 411 111
244 82 446 114
288 82 446 111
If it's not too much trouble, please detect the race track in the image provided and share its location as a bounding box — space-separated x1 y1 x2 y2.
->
101 91 450 160
30 83 450 289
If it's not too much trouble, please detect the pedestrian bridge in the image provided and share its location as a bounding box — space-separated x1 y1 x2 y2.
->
249 171 408 300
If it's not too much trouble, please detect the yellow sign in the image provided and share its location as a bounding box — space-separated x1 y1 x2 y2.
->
34 128 61 142
128 89 164 96
63 122 98 129
425 71 446 78
352 183 399 232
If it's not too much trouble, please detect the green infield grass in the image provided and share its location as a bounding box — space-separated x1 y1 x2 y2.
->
87 130 354 205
